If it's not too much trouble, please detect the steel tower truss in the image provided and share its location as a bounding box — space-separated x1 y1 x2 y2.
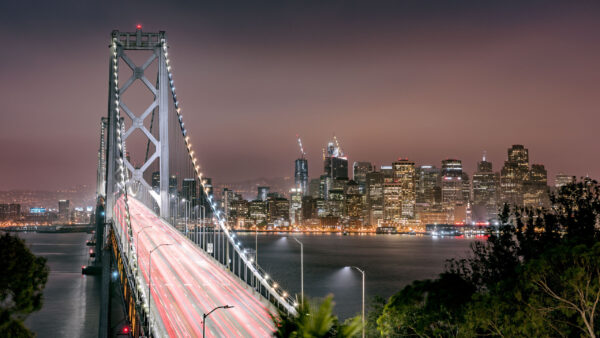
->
106 27 170 219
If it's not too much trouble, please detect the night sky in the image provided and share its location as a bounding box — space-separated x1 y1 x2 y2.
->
1 1 599 190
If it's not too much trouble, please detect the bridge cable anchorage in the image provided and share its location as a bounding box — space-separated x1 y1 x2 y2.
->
160 38 298 314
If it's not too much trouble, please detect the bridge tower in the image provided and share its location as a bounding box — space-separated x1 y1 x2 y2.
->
105 26 170 220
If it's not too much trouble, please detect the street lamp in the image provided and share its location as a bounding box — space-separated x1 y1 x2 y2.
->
181 198 188 236
203 305 234 338
148 243 173 334
347 266 365 338
199 205 206 249
293 237 304 305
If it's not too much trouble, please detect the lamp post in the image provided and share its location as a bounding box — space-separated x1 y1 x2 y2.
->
148 243 172 334
199 205 206 249
293 237 304 305
181 198 188 236
349 266 365 338
203 305 234 338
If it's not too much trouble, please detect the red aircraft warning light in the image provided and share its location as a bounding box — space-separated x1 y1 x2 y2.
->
136 24 142 30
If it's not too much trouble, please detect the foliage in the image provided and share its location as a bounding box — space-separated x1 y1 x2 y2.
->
0 233 49 337
376 178 600 337
377 273 475 337
271 295 362 337
364 296 385 337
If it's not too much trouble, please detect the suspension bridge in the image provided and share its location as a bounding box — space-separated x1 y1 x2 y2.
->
94 27 297 337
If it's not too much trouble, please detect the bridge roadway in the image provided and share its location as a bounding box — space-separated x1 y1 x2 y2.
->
116 197 275 337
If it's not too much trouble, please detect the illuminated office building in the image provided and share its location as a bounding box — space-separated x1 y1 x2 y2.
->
416 165 440 205
523 164 549 208
353 161 373 194
366 171 384 226
441 159 464 212
472 155 498 222
500 145 529 207
555 173 575 189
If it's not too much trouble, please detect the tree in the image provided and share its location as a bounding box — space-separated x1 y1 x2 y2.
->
376 178 600 336
0 233 49 337
523 243 600 337
271 295 362 337
364 296 386 337
377 273 475 337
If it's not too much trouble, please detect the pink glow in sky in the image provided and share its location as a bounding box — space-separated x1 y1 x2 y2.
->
0 1 599 190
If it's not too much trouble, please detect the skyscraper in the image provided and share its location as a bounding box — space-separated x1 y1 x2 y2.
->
294 158 309 196
345 180 363 225
308 178 321 199
472 154 498 222
323 140 349 186
289 188 303 225
441 159 464 213
393 159 416 219
182 178 197 202
257 186 269 201
523 164 549 208
353 161 373 194
222 188 237 220
500 145 530 207
366 171 384 226
416 165 439 205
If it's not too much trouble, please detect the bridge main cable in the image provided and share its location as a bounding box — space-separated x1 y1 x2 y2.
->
159 37 298 315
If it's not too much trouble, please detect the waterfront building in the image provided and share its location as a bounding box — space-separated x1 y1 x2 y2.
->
58 199 70 223
249 200 268 224
0 204 21 221
289 188 303 225
230 199 249 223
301 196 317 221
267 197 290 225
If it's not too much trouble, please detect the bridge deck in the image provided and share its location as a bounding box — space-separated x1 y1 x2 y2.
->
117 197 275 337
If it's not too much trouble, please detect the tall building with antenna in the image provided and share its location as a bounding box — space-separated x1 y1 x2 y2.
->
294 135 309 196
321 136 348 200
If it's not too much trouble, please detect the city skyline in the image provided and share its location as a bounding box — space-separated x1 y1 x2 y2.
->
2 1 600 190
